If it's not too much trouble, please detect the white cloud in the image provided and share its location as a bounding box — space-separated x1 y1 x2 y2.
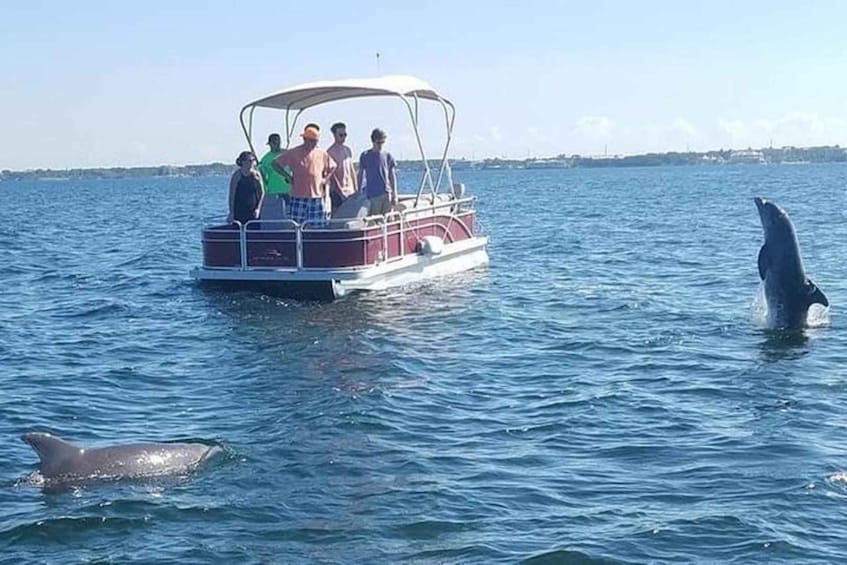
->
452 125 508 159
753 112 821 135
718 118 748 141
718 113 847 147
669 118 698 138
488 126 503 141
639 118 700 152
574 116 615 138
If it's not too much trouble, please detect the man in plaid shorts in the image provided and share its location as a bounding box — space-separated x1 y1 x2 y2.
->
272 125 337 226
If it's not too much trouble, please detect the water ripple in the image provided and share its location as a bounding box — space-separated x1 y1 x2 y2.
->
2 167 847 562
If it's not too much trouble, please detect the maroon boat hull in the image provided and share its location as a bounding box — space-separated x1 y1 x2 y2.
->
202 211 477 270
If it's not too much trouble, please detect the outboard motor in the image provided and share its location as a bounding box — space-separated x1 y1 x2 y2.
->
419 235 445 256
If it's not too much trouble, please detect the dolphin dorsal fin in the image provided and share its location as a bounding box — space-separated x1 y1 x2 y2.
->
21 433 81 471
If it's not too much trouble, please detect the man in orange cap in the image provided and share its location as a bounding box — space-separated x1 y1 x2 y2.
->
272 125 337 225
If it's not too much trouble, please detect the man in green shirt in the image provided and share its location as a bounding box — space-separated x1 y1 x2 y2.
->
259 133 292 224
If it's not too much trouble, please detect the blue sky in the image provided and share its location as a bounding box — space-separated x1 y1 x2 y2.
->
2 1 846 169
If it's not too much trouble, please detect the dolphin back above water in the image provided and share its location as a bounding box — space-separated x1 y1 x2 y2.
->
22 432 221 482
754 197 828 329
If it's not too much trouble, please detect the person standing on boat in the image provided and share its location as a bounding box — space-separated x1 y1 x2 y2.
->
271 125 337 226
228 151 265 227
357 128 398 216
326 122 358 214
258 133 292 223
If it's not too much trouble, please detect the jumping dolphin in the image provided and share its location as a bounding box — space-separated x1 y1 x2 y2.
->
21 432 222 482
754 197 828 329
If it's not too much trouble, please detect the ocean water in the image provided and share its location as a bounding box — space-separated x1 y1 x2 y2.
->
1 164 847 564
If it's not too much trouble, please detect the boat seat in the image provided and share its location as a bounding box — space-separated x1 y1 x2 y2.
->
332 193 369 220
325 218 366 230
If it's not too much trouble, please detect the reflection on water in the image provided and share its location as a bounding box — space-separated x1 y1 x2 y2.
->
198 268 487 336
758 329 810 362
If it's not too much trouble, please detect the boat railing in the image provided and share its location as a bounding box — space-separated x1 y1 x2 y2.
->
202 195 478 271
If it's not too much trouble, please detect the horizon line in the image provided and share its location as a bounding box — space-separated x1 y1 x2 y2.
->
2 143 844 173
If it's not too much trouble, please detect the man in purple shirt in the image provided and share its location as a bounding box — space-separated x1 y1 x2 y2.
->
357 128 398 217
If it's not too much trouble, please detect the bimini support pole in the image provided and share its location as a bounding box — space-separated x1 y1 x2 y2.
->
284 108 305 149
406 94 435 207
433 98 456 196
239 105 258 158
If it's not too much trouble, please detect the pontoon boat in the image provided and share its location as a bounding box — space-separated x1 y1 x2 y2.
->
191 75 489 299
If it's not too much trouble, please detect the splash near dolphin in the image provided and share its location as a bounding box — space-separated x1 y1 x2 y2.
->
21 432 222 483
754 197 828 329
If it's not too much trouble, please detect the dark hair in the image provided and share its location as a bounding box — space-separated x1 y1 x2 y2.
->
236 151 254 166
305 122 320 131
371 128 387 142
331 122 346 134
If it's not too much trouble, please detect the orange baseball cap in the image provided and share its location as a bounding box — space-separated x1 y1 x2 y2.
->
302 126 319 140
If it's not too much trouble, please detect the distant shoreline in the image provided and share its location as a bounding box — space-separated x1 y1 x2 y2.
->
2 145 845 181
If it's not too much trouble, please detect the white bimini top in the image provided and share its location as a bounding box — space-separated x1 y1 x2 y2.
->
243 75 451 111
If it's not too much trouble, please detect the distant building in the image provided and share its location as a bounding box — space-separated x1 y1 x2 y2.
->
524 159 570 169
729 149 765 164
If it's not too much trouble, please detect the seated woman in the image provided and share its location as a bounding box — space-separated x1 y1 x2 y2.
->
228 151 265 227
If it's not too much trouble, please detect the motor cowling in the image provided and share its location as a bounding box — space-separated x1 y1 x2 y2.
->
418 235 444 256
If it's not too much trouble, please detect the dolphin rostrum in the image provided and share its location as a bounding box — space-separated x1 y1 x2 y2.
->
22 432 222 482
754 197 828 329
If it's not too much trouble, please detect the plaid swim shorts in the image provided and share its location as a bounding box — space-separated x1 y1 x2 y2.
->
288 197 328 226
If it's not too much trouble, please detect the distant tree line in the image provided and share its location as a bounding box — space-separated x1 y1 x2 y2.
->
2 145 846 181
0 162 232 182
399 145 847 170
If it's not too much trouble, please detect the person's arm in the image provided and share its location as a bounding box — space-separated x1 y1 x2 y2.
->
389 156 398 205
349 148 359 192
356 153 365 194
322 154 337 197
258 156 269 185
272 152 292 180
254 171 265 218
227 172 238 223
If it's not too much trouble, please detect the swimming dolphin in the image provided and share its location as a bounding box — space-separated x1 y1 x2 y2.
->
21 432 221 482
754 197 828 329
